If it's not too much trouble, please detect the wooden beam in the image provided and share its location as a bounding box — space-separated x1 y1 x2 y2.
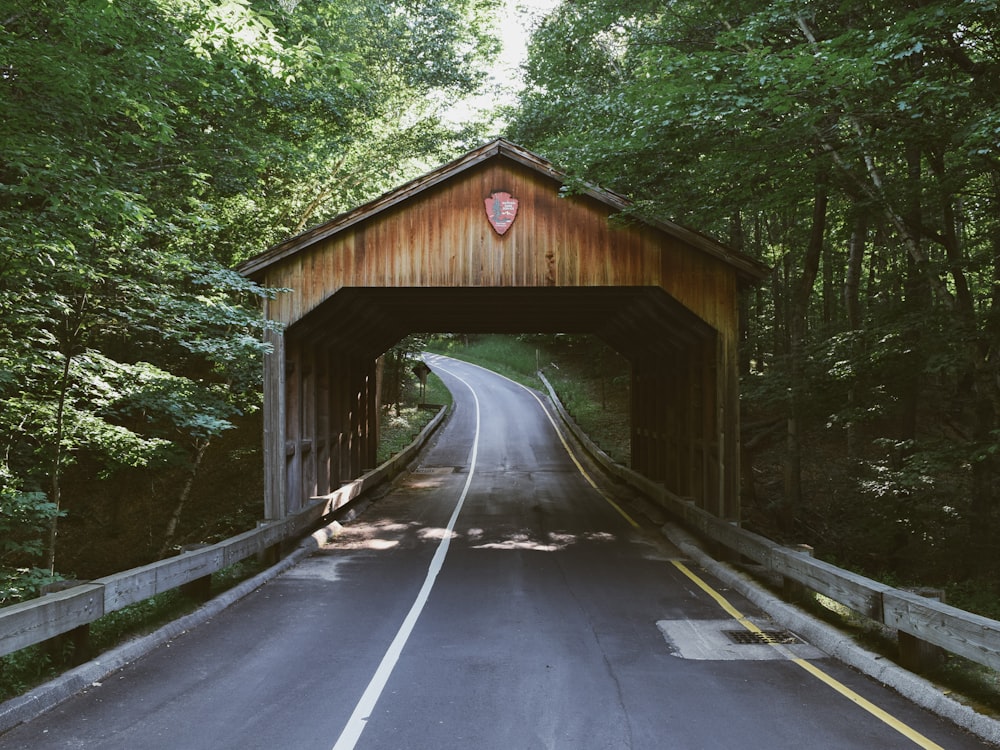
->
262 322 286 521
285 340 302 514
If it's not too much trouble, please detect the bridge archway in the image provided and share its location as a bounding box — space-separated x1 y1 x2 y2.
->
237 139 767 523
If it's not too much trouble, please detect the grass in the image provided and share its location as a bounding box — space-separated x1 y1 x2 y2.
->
429 334 631 464
427 334 543 388
542 365 631 466
376 372 453 466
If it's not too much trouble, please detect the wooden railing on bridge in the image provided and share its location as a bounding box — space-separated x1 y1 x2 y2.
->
537 371 1000 676
0 407 447 660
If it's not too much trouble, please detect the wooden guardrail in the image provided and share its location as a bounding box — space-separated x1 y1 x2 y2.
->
0 505 324 659
0 405 447 660
537 371 1000 674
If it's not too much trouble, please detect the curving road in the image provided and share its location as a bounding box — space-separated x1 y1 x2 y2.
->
1 355 993 749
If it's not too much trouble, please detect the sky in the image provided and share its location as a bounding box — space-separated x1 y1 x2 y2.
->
444 0 558 130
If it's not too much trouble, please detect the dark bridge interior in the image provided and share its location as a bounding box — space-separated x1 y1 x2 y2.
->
286 286 716 362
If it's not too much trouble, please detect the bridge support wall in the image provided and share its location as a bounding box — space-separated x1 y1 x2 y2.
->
263 327 379 520
629 331 738 522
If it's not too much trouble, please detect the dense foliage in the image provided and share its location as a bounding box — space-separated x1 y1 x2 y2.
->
509 0 1000 584
4 0 998 609
0 0 498 600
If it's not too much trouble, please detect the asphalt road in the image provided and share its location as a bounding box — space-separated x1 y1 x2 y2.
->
1 355 994 749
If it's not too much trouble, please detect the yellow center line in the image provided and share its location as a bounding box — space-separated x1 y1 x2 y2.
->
445 355 640 528
524 385 641 529
670 560 946 750
441 355 946 748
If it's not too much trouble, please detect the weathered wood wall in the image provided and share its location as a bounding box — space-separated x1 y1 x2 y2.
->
241 141 764 522
258 159 741 336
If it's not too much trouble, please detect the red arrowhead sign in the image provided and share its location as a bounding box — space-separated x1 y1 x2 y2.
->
484 191 518 235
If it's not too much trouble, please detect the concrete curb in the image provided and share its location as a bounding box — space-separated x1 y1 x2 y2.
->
662 523 1000 746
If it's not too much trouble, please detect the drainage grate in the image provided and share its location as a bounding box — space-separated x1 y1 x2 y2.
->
413 466 459 475
722 629 801 645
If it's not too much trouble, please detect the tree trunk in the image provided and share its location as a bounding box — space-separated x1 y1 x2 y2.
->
45 351 73 575
158 439 210 559
844 211 867 459
784 165 829 520
844 213 866 331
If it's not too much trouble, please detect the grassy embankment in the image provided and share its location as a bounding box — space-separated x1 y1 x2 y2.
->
426 334 630 465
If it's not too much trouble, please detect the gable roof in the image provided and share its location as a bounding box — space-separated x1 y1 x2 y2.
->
235 138 769 283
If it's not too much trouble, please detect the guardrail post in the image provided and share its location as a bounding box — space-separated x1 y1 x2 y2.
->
39 580 92 665
783 544 814 603
898 587 947 673
180 545 214 602
715 520 742 563
256 520 283 566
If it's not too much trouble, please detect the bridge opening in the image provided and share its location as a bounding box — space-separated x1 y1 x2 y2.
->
236 139 767 527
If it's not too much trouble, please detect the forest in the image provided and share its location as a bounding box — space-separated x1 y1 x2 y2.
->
509 0 1000 613
2 0 999 622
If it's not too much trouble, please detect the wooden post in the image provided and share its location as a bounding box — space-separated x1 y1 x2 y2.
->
348 356 362 477
632 362 643 473
629 363 641 473
653 359 665 480
39 580 91 665
366 359 379 470
285 345 302 515
302 349 317 502
180 544 213 602
332 356 346 487
783 544 814 603
262 320 287 521
256 520 281 566
316 349 331 498
898 588 948 673
665 365 679 490
716 334 728 520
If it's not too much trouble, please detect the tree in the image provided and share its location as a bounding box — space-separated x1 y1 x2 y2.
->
509 0 1000 576
1 0 500 595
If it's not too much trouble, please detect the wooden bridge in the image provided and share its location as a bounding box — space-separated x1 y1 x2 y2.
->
236 139 768 524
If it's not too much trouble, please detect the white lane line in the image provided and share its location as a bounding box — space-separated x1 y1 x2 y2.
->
431 355 640 528
331 365 480 750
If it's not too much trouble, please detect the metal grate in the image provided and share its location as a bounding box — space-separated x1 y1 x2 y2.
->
722 629 801 645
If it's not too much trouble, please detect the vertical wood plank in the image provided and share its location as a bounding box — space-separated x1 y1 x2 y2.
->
285 341 302 515
262 321 286 520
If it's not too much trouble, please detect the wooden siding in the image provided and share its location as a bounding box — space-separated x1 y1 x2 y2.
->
255 159 741 340
240 140 765 522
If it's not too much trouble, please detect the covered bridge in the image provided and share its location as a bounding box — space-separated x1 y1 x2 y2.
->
236 139 768 524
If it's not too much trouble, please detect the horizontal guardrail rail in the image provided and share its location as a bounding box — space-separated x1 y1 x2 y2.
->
0 405 447 660
0 505 322 659
537 371 1000 674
